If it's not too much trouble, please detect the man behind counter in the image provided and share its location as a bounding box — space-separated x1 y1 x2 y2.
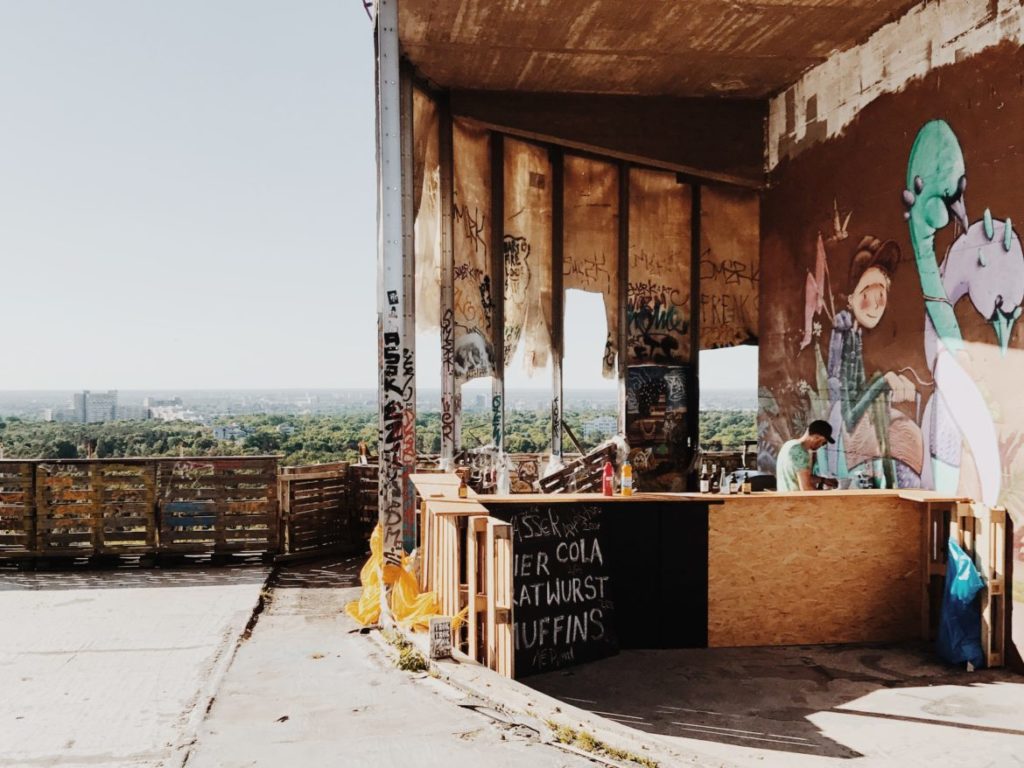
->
776 420 839 491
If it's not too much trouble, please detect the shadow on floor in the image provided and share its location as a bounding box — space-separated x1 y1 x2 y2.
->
527 643 1024 759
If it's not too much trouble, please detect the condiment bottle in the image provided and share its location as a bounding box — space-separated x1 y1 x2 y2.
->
699 463 710 494
601 460 614 496
457 469 468 499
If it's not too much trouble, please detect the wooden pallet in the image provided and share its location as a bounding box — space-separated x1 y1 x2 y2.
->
952 503 1007 668
0 462 35 556
279 462 354 554
158 458 279 555
537 442 617 494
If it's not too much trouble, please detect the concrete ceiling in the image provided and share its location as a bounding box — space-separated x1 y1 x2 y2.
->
400 0 922 98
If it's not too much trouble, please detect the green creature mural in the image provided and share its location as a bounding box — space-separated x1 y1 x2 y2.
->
902 120 1024 506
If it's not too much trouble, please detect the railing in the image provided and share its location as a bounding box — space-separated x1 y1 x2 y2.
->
0 457 280 561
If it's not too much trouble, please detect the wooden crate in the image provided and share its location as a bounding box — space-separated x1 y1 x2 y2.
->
35 463 99 556
158 457 279 555
93 462 157 555
279 462 353 554
537 442 617 494
348 464 379 538
0 461 36 556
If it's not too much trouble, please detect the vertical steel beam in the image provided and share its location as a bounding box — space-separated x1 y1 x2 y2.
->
689 183 702 490
490 134 506 456
398 62 417 551
550 148 565 461
438 101 457 468
374 0 410 571
617 163 630 436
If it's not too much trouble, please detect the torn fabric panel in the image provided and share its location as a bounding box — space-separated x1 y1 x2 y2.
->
700 185 760 349
627 168 693 365
413 88 440 332
451 119 494 382
563 155 619 378
504 138 553 375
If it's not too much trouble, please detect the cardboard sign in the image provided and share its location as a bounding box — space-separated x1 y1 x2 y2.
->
429 616 452 659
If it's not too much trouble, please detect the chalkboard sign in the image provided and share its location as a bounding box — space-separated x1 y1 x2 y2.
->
503 503 618 677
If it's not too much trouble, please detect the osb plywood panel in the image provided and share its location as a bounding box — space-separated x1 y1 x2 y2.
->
708 494 923 647
401 0 923 98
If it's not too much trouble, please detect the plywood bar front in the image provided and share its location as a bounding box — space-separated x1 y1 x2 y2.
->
705 490 960 648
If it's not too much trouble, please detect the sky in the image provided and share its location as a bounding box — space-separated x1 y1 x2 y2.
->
0 0 757 391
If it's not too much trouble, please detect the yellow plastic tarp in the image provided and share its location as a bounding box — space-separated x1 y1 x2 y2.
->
346 525 465 633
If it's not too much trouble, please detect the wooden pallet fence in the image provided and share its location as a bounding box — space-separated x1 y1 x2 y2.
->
348 464 380 539
0 461 36 556
158 457 279 555
279 462 353 554
93 462 157 554
36 463 101 556
920 499 954 640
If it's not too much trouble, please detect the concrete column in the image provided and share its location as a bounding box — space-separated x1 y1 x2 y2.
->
375 0 413 569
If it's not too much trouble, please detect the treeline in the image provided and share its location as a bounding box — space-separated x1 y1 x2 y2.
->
0 409 755 465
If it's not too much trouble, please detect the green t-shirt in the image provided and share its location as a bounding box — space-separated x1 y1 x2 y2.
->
776 438 811 491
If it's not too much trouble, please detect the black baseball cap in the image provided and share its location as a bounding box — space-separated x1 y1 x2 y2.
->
808 419 836 444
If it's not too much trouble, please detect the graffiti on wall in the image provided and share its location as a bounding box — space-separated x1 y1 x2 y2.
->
771 120 1024 506
625 365 688 489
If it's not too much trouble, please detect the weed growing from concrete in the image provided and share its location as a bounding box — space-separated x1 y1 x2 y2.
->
545 721 658 768
381 628 430 673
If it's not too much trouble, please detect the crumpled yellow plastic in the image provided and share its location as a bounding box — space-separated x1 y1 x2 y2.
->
346 524 465 633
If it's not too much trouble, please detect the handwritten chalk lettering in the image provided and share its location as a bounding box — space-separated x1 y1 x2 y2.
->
556 537 604 566
532 646 575 671
510 506 602 544
515 575 611 607
515 608 606 650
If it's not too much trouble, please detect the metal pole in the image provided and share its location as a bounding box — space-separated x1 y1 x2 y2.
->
617 163 630 436
438 101 457 468
689 183 702 489
490 134 506 456
375 0 411 573
550 148 565 462
399 62 417 552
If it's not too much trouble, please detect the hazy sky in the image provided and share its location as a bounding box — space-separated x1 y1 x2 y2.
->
0 1 756 391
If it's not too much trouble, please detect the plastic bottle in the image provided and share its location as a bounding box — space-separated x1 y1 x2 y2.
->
621 460 633 497
719 466 730 495
601 460 614 496
496 454 510 496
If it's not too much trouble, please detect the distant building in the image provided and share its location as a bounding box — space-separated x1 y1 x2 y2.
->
276 424 296 436
583 415 618 440
213 424 249 441
117 404 150 421
73 390 118 423
144 397 183 409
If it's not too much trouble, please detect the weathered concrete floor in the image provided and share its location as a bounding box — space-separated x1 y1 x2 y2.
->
528 644 1024 766
185 557 593 768
0 565 270 768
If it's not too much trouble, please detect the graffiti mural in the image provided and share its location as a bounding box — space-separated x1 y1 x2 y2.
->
627 167 692 366
625 365 688 490
452 120 495 382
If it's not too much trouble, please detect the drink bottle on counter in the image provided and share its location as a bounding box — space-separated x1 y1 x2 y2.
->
699 463 710 493
602 460 614 496
621 460 633 496
719 466 730 495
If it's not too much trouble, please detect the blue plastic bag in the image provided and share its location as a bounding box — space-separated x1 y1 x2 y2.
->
936 538 985 668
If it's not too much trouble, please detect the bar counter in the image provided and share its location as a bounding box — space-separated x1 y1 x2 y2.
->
476 488 965 675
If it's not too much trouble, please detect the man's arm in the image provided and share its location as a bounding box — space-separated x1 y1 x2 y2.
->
796 468 815 491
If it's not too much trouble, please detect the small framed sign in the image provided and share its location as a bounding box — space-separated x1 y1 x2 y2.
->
429 616 452 659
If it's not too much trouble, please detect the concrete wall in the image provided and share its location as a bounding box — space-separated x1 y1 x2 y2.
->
760 3 1024 666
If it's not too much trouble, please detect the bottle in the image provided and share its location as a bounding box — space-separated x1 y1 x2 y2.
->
699 463 710 494
601 460 614 497
457 469 468 499
496 455 510 496
709 464 719 494
719 467 730 495
621 460 633 497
